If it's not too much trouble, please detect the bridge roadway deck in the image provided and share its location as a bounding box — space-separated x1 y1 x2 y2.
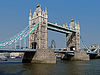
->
0 49 75 56
0 49 74 54
0 49 98 56
0 49 36 52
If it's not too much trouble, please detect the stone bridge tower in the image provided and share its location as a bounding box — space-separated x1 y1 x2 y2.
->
66 19 80 51
29 4 48 49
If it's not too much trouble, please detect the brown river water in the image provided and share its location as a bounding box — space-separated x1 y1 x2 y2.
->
0 58 100 75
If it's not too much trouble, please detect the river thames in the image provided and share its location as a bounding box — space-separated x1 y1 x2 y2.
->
0 59 100 75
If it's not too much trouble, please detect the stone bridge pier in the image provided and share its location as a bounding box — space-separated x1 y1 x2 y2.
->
22 49 56 63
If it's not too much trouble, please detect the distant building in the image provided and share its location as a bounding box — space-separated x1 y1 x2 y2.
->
10 52 24 57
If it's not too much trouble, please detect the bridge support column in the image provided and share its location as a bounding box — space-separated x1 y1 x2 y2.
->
66 19 80 51
66 32 76 51
72 50 89 61
22 49 56 64
62 50 89 61
29 4 48 49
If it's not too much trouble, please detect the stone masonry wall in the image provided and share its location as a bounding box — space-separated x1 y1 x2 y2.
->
32 49 56 63
72 50 89 61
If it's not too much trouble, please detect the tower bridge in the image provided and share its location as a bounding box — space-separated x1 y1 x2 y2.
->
0 3 91 63
29 4 80 52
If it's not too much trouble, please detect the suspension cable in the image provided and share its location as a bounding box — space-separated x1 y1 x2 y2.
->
0 23 39 47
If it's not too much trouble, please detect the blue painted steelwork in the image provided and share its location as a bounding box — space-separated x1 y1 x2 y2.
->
0 48 74 56
80 36 99 55
87 48 99 54
87 52 98 55
0 23 39 47
0 26 29 43
47 26 70 34
48 22 76 33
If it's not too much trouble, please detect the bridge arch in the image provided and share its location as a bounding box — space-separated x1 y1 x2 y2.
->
31 42 37 49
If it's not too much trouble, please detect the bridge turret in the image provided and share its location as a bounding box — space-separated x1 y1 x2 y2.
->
69 18 75 29
66 19 80 51
63 24 65 28
74 21 80 31
29 9 33 48
29 9 32 26
74 21 77 30
77 21 80 31
29 3 48 49
66 23 68 28
32 3 42 25
37 3 40 8
42 10 45 17
45 8 48 19
75 21 80 50
33 11 36 19
36 3 42 17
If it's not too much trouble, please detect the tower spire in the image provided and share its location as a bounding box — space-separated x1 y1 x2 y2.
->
29 9 32 16
37 0 38 3
66 22 68 28
37 3 40 8
29 9 32 25
36 0 40 8
77 20 80 30
45 7 47 14
71 18 74 22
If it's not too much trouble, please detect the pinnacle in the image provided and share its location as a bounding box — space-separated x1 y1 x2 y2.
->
29 9 32 16
37 3 40 8
71 18 74 22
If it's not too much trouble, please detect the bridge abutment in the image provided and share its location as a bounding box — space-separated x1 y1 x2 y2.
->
22 49 56 64
62 50 89 61
72 51 89 61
